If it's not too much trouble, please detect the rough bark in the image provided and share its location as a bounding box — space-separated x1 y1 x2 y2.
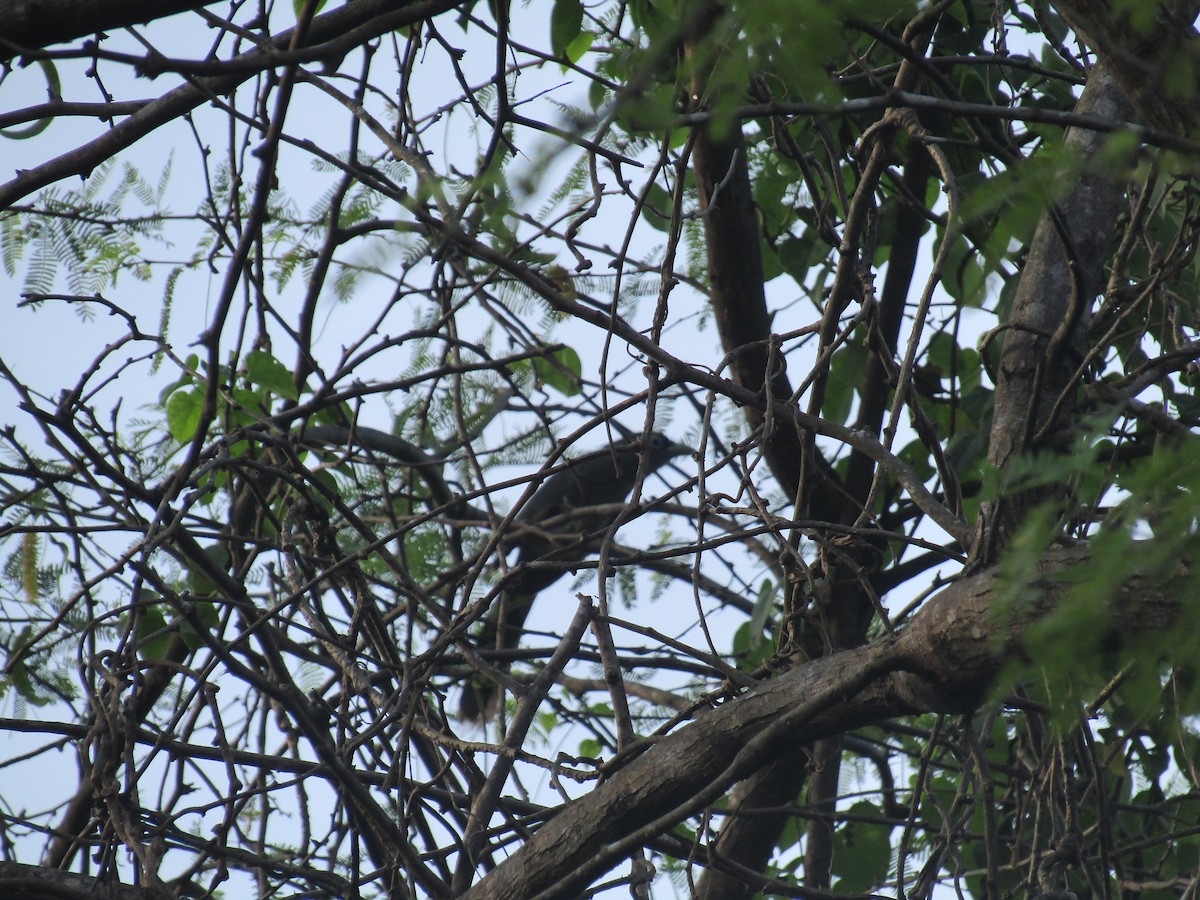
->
1051 0 1200 137
0 0 219 58
976 63 1135 560
0 860 169 900
694 750 810 900
3 549 1182 900
463 544 1182 900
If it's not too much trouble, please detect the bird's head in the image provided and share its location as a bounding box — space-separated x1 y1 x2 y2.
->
643 432 691 468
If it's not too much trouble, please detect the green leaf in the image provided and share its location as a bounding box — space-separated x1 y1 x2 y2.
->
823 337 869 424
759 236 783 282
187 544 231 597
531 346 582 397
1 655 54 706
748 578 775 647
899 437 936 481
292 0 327 18
777 233 820 281
565 31 594 65
578 737 602 759
940 231 987 307
166 389 204 442
230 387 266 425
134 595 173 661
179 600 219 651
831 801 891 893
731 621 774 671
640 181 676 232
550 0 584 58
588 77 608 110
246 349 300 400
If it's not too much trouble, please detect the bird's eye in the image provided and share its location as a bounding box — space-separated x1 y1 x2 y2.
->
649 433 666 449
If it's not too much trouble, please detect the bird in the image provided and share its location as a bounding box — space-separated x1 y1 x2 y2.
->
459 432 690 722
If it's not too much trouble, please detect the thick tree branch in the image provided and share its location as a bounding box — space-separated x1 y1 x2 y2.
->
977 63 1134 558
464 544 1181 899
0 860 167 900
0 0 220 58
684 4 851 520
1051 0 1200 137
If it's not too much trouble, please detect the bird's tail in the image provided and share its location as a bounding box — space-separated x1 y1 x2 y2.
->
458 676 502 723
457 586 537 723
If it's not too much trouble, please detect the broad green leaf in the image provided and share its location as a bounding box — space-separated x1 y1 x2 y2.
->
748 578 775 647
531 346 582 397
292 0 327 19
246 349 300 400
777 233 821 280
179 600 219 651
166 389 204 442
187 544 231 597
640 181 676 232
134 595 173 661
550 0 583 58
831 801 891 893
823 338 869 424
731 621 774 671
565 31 594 65
578 737 602 759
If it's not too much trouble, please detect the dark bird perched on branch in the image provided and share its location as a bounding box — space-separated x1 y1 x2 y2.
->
459 432 690 722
